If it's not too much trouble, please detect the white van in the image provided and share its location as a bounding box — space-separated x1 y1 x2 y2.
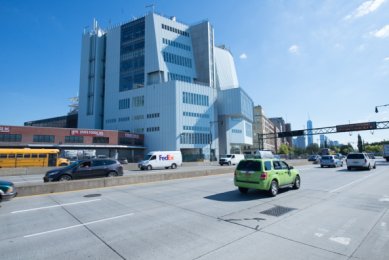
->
219 154 245 166
138 151 182 170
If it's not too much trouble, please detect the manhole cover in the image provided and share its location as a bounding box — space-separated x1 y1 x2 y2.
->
83 194 102 198
260 206 296 217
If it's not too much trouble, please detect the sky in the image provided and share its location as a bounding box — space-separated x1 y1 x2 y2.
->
1 0 389 146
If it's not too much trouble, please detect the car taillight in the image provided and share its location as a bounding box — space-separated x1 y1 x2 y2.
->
260 172 268 180
365 159 367 163
234 171 237 177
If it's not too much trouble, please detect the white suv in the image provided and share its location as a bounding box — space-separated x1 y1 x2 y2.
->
346 153 376 171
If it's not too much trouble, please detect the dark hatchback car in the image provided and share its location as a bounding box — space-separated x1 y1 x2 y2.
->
0 179 17 203
43 159 123 182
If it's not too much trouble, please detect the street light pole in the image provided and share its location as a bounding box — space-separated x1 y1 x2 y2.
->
375 104 389 113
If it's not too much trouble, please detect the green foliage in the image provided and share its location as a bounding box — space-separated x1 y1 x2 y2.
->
278 144 289 154
306 143 320 155
357 134 363 152
339 144 354 155
364 144 382 154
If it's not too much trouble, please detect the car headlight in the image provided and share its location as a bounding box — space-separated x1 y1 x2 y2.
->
47 171 59 176
7 186 14 193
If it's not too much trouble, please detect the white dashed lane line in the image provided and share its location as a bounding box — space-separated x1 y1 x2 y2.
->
24 213 134 238
11 199 102 214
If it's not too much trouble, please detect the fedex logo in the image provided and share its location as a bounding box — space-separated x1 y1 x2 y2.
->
159 154 174 161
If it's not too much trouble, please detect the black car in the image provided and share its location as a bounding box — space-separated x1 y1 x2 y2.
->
0 179 17 203
43 159 123 182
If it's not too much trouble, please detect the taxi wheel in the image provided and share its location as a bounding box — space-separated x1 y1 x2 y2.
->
269 180 278 197
293 175 301 189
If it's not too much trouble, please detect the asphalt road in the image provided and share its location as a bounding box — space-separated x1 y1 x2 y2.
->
1 160 388 259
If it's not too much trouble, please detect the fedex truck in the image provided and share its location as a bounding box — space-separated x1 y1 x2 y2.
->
138 151 182 170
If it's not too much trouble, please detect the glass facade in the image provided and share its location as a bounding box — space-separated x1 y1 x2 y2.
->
33 135 55 143
120 18 145 92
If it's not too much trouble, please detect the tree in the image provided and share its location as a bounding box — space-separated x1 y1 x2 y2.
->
306 143 320 155
278 144 289 155
364 144 382 155
357 134 363 152
339 144 354 155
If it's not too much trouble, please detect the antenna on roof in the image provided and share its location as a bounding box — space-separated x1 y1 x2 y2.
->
145 3 155 13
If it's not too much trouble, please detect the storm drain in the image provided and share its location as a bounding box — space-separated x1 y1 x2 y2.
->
83 194 102 198
260 206 296 217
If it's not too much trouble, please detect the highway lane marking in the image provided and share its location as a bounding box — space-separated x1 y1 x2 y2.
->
329 172 379 193
11 199 102 214
24 213 134 238
329 236 351 246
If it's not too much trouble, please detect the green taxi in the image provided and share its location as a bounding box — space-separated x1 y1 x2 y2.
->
234 159 300 196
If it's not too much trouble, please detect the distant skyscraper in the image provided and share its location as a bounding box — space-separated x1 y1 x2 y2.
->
307 119 313 146
293 136 306 149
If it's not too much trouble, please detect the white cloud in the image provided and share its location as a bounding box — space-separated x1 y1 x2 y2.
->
288 45 299 55
384 57 389 61
371 24 389 38
344 0 386 20
239 53 247 59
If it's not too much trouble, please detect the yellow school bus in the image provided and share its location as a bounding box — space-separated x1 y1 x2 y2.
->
0 149 70 168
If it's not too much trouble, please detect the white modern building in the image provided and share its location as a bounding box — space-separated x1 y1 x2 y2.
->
78 12 253 161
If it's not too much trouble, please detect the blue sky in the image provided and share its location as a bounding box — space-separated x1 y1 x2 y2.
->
1 0 388 145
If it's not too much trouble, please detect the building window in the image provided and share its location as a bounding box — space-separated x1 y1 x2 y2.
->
161 24 189 37
183 111 209 118
135 128 144 133
118 117 130 122
119 98 131 109
0 134 22 142
146 113 160 119
64 136 84 143
132 96 144 107
183 126 209 132
232 129 243 134
180 133 210 144
105 119 117 124
183 92 209 106
168 73 191 83
133 115 144 120
33 135 55 143
92 137 109 144
162 38 191 51
146 126 160 132
162 52 192 68
120 18 145 92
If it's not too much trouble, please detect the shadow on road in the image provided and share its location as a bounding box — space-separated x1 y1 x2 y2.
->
204 189 288 202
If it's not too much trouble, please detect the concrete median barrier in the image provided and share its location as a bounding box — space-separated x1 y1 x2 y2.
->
15 167 234 197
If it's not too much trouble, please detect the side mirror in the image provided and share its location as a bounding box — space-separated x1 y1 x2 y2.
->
289 166 294 170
